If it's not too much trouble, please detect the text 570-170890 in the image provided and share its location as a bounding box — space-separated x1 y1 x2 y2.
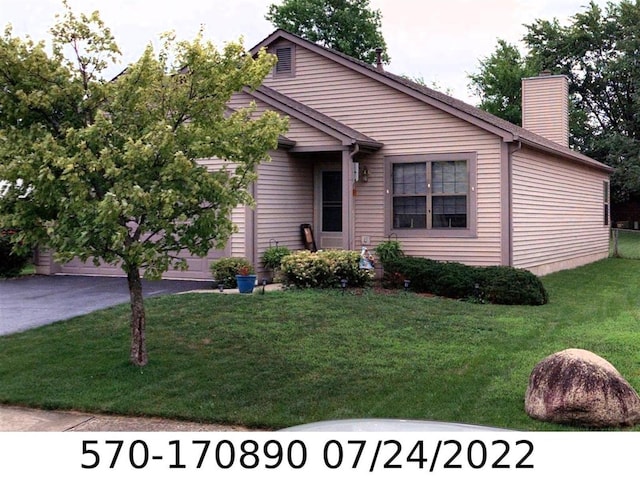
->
80 438 534 472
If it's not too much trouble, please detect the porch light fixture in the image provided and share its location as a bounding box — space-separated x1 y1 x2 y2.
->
362 166 369 183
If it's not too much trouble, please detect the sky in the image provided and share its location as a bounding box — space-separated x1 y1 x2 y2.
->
1 0 612 104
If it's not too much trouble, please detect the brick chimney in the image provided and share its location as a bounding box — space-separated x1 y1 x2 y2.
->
522 72 569 147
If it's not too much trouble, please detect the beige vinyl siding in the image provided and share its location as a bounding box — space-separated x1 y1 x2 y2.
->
228 91 341 148
255 150 314 274
197 157 246 259
522 75 569 147
511 147 609 275
34 248 59 275
265 45 504 266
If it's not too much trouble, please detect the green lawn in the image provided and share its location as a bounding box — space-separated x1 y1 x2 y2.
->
2 257 640 431
611 228 640 259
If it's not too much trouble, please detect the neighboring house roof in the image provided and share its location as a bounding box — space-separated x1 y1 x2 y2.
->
243 85 383 152
251 29 613 174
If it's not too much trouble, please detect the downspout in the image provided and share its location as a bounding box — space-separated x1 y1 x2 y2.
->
342 141 360 251
350 142 360 251
507 136 522 267
349 142 360 161
247 180 257 272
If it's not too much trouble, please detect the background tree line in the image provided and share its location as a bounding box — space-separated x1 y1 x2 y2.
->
469 0 640 204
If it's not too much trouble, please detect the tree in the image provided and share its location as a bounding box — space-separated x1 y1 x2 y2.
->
468 39 538 126
266 0 389 65
469 0 640 202
0 3 288 366
524 0 640 202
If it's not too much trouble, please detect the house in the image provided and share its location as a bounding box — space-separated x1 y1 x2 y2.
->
36 29 613 279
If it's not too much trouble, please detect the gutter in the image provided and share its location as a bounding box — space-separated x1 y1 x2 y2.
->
519 137 613 174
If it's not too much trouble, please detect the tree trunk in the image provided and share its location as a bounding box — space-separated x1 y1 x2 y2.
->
127 266 148 366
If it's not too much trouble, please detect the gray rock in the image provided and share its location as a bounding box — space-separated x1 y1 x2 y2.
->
525 348 640 427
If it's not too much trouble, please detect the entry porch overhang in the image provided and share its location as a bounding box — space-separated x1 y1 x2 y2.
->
246 85 383 251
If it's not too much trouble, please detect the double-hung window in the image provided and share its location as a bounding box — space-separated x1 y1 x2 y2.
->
387 153 476 237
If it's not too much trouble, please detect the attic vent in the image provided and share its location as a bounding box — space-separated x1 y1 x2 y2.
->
275 46 293 75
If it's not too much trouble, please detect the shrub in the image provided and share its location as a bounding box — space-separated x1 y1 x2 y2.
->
375 239 404 267
280 250 373 289
280 250 332 288
383 256 548 305
474 266 549 305
261 245 291 270
0 229 31 278
210 257 254 289
382 256 438 290
323 250 372 287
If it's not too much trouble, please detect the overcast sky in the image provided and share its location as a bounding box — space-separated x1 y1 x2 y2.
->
1 0 611 104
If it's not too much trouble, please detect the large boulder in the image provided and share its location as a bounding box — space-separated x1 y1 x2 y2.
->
525 348 640 427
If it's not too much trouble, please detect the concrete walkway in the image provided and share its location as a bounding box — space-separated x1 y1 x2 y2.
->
0 405 257 432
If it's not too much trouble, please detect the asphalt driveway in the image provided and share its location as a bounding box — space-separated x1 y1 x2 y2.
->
0 275 209 336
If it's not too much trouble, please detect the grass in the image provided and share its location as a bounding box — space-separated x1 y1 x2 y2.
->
2 257 640 431
20 263 36 276
611 228 640 259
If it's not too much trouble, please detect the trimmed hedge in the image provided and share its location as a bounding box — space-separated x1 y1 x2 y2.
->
473 266 549 305
383 256 548 305
280 250 373 289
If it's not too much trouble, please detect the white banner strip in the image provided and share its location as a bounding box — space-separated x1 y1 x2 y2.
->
1 431 638 479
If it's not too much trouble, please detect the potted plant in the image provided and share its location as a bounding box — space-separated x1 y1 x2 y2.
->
235 264 257 294
262 245 291 282
210 257 254 290
374 239 404 267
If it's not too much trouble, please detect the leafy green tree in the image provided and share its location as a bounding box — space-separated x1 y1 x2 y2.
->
524 0 640 201
0 3 287 366
266 0 389 65
469 0 640 202
468 39 538 126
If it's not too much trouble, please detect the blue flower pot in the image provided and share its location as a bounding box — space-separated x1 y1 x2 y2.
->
236 275 257 294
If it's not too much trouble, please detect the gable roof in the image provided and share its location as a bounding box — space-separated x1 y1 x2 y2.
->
243 85 383 152
251 29 613 174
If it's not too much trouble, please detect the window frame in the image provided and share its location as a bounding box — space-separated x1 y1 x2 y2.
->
385 152 477 238
603 180 610 226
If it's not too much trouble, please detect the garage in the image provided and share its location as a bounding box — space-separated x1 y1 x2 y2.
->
37 246 230 281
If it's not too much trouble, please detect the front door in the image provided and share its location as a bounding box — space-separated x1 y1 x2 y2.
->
316 168 343 249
